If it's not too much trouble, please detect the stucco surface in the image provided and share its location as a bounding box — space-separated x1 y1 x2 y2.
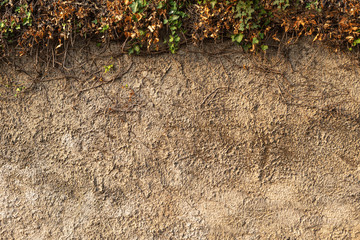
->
1 39 360 239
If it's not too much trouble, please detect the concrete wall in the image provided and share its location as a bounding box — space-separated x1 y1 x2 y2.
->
1 39 360 239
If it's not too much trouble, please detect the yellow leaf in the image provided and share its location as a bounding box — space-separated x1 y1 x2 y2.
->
313 33 319 41
272 34 280 41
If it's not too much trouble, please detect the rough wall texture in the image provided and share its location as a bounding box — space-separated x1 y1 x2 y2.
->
1 38 360 239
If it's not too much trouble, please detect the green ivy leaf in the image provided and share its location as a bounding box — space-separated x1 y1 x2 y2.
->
157 2 164 9
179 12 187 18
231 33 244 43
261 45 268 51
134 45 140 53
170 15 179 21
354 38 360 45
1 0 8 7
130 1 139 13
259 32 264 39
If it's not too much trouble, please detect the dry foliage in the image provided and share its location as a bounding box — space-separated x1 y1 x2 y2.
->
1 0 360 56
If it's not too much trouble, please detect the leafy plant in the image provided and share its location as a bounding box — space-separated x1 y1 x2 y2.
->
272 0 290 11
0 3 32 42
104 64 113 73
130 0 148 13
163 0 187 53
349 38 360 51
234 0 256 32
100 24 109 33
353 38 360 47
14 86 25 97
0 0 359 56
261 44 268 51
231 33 244 44
305 0 321 12
128 44 141 55
231 0 270 51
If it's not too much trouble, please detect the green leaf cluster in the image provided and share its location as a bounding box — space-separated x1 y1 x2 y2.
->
163 0 187 53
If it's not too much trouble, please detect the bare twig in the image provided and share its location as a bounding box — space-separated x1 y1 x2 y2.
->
71 60 133 97
200 87 235 108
